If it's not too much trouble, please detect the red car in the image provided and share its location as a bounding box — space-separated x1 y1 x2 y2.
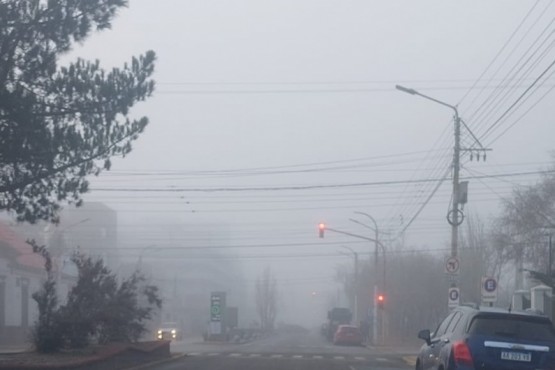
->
333 325 363 346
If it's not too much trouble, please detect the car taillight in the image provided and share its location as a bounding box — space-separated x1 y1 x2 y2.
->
453 341 473 366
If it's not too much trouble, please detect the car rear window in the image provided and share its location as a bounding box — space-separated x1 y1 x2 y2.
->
468 314 555 342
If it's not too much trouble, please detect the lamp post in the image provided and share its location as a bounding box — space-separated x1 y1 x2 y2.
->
318 221 386 344
396 85 462 260
351 212 384 345
339 246 359 324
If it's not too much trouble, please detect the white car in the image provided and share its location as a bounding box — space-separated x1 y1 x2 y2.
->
156 322 181 341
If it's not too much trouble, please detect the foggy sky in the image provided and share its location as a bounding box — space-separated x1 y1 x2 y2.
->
56 1 554 325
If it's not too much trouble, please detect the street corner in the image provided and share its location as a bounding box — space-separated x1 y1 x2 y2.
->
124 352 187 370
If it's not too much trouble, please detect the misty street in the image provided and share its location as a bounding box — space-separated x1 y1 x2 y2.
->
163 329 412 370
2 1 555 369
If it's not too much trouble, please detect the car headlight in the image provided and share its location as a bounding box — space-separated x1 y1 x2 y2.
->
157 330 162 334
157 334 162 339
171 329 176 334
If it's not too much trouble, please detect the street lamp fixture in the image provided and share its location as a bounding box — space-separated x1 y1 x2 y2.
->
395 84 461 259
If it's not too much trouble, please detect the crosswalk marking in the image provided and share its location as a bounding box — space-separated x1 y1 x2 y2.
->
185 352 374 362
376 357 388 362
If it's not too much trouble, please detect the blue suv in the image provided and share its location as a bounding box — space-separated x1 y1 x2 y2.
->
416 305 555 370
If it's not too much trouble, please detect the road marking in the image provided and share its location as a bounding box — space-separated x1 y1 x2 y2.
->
292 355 303 359
349 366 356 370
333 356 345 360
354 356 366 361
270 354 283 358
187 352 200 356
229 353 242 357
207 353 219 356
249 353 261 358
313 355 323 359
376 357 388 362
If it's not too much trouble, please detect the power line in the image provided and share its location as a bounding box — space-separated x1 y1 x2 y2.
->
459 0 544 108
90 169 554 193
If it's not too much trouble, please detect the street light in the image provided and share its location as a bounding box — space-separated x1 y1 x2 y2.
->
339 246 359 324
350 212 384 345
396 85 462 260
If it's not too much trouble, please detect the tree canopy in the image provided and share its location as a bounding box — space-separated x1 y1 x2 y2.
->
0 0 155 223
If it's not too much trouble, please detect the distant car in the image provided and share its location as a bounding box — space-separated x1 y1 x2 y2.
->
333 325 363 346
416 305 555 370
156 322 181 341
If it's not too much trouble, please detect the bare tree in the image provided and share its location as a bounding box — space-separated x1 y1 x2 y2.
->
255 266 278 331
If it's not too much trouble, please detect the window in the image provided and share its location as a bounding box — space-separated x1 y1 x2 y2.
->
434 312 456 337
468 314 555 341
445 312 463 334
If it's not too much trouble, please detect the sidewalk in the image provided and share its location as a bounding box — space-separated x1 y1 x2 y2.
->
0 344 32 354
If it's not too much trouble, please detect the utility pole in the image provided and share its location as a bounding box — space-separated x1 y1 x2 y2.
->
548 234 552 276
451 111 461 259
396 85 491 309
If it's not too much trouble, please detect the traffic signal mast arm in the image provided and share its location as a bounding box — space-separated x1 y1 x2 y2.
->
324 226 386 249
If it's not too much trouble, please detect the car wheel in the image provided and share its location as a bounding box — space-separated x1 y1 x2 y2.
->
415 359 422 370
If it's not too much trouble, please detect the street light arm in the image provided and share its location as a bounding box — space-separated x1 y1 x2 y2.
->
340 245 357 255
396 84 458 115
354 212 378 230
349 218 376 232
326 227 375 242
326 227 387 249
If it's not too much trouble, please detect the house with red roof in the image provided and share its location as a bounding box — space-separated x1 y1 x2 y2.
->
0 221 57 345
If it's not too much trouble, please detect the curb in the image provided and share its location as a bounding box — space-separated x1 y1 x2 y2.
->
123 353 187 370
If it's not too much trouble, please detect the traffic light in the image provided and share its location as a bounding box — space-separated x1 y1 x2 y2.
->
377 294 385 309
318 223 325 238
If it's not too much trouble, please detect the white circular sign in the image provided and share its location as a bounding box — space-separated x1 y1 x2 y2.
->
445 257 460 274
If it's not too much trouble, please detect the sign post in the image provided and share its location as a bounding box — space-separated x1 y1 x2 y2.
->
481 277 497 306
445 257 460 310
209 292 226 340
448 287 460 309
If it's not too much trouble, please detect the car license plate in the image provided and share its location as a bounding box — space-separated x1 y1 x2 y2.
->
500 351 531 362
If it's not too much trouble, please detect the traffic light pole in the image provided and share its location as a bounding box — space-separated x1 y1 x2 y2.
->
321 225 385 345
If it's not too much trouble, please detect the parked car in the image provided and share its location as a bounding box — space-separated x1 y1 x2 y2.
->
333 325 363 346
156 322 181 341
416 304 555 370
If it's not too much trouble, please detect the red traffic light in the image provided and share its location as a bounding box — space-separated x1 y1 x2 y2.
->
318 223 325 238
377 294 385 309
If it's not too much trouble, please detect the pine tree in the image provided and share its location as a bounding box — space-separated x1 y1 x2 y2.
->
0 0 156 222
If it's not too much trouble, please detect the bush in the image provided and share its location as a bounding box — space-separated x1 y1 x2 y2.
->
31 245 162 352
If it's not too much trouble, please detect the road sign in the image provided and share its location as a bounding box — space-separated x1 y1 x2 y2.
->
448 287 460 309
210 292 225 322
445 257 460 275
481 277 497 303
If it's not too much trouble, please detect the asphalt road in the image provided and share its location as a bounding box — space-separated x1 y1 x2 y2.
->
153 329 415 370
